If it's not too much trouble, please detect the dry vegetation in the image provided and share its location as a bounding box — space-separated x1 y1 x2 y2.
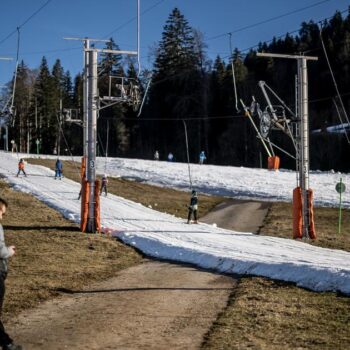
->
203 196 350 349
202 277 350 350
260 202 350 252
1 158 349 349
0 179 143 321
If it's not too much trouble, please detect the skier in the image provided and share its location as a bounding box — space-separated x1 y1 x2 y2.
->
167 152 174 162
100 174 108 197
199 151 206 165
16 159 27 177
187 190 198 224
154 150 160 161
55 158 63 180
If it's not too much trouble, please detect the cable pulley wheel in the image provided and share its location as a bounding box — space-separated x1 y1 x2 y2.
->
260 111 272 138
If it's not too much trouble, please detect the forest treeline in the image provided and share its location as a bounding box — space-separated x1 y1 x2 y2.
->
1 7 350 171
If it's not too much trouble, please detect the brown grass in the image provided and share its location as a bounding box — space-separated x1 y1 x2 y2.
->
202 201 350 349
202 277 350 350
0 180 143 321
260 202 350 252
2 158 350 349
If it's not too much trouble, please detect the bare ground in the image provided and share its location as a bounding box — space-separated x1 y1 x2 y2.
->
1 161 239 350
8 261 235 350
2 159 349 349
200 198 270 233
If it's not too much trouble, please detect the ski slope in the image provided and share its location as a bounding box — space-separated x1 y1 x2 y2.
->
97 156 350 208
0 151 349 295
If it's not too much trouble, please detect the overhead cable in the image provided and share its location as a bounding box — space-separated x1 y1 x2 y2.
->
104 0 167 39
0 0 54 46
319 24 350 143
229 33 239 113
207 0 331 41
222 8 348 58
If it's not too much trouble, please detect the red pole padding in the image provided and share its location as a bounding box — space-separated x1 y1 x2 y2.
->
308 189 316 239
268 156 280 170
292 187 316 239
293 187 302 239
80 180 89 232
81 157 86 180
94 180 101 233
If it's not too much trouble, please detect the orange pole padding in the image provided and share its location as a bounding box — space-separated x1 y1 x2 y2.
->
267 156 280 170
94 180 101 233
80 180 89 232
81 157 86 180
308 189 316 240
293 187 302 239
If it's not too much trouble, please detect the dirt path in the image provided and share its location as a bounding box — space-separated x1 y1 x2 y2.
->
200 199 270 233
8 261 235 350
7 199 268 349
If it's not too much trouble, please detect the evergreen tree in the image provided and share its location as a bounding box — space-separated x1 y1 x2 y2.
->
154 8 200 77
148 7 205 161
11 61 36 152
72 73 83 111
98 38 123 97
33 57 57 153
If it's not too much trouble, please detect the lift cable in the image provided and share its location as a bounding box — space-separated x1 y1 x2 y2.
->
228 33 239 113
262 82 297 151
207 0 331 41
137 0 141 77
220 8 348 60
332 98 350 144
137 74 152 117
10 28 20 112
0 0 54 46
319 25 350 144
260 136 296 160
55 113 81 178
182 120 193 190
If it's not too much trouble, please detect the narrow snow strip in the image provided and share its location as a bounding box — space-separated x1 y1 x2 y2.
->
116 229 350 294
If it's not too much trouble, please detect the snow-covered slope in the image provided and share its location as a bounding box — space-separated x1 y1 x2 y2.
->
1 151 349 295
15 153 349 208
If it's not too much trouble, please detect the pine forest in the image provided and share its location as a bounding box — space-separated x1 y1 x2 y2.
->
1 7 350 172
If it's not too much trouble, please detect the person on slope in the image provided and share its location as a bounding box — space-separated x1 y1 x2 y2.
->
100 174 108 197
167 152 174 162
0 198 23 350
55 158 63 180
187 190 199 224
154 150 160 161
199 151 206 165
16 159 27 177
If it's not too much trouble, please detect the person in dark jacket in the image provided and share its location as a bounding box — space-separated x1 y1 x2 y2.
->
187 190 198 224
100 174 108 197
0 198 23 350
16 159 27 177
55 158 63 180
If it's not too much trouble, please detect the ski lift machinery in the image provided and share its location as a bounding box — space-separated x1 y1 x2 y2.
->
241 52 318 240
64 0 150 233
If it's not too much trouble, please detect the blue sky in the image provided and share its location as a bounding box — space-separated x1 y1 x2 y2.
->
0 0 348 85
